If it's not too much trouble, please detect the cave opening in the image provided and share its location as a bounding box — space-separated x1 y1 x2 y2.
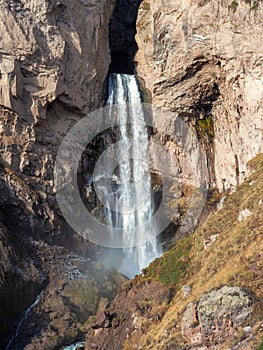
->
109 51 134 74
108 0 142 74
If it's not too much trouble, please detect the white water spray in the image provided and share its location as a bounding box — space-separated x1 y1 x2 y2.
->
102 74 162 277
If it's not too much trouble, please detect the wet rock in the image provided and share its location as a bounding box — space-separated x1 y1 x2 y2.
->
62 279 99 321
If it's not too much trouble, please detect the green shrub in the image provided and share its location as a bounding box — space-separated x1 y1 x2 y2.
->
144 236 193 286
195 115 214 144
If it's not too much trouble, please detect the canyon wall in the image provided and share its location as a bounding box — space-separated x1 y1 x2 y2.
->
0 0 116 242
0 0 116 345
1 0 263 347
136 0 263 191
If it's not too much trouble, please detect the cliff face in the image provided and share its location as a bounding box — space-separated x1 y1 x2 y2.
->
0 0 114 117
0 0 116 247
136 0 263 191
0 0 117 346
1 0 263 348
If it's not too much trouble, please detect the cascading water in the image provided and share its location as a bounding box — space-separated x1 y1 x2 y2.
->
101 73 162 277
5 292 43 350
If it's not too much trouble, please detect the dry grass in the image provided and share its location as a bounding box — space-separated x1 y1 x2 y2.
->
134 154 263 349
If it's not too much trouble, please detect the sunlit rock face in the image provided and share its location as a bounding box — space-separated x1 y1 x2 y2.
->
0 0 115 118
136 0 263 191
0 0 117 345
0 0 116 237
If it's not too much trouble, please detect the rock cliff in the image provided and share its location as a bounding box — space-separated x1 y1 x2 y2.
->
0 0 115 229
0 0 117 346
0 0 114 117
83 2 263 347
0 0 263 349
136 0 263 191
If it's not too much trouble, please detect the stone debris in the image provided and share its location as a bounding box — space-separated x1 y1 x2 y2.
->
203 234 219 249
238 209 252 222
182 285 192 298
217 196 226 211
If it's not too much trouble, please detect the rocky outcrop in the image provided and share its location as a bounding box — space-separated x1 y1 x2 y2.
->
136 0 263 191
182 286 253 346
85 279 173 350
0 0 115 118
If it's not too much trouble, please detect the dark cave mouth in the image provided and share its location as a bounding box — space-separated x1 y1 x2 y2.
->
108 0 142 75
109 51 135 74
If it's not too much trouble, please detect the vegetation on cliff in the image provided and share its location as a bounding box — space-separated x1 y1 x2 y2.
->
131 153 263 349
85 154 262 349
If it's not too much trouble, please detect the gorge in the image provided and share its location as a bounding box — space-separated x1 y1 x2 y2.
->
0 0 262 349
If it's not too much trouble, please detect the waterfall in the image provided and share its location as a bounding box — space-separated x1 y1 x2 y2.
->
99 73 162 277
5 292 43 350
63 342 85 350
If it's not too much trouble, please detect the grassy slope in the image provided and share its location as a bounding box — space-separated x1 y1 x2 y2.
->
128 154 263 349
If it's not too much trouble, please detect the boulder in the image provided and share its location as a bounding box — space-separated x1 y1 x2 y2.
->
182 286 253 344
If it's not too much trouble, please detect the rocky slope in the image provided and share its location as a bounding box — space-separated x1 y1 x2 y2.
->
85 154 263 349
136 0 263 191
1 232 127 349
